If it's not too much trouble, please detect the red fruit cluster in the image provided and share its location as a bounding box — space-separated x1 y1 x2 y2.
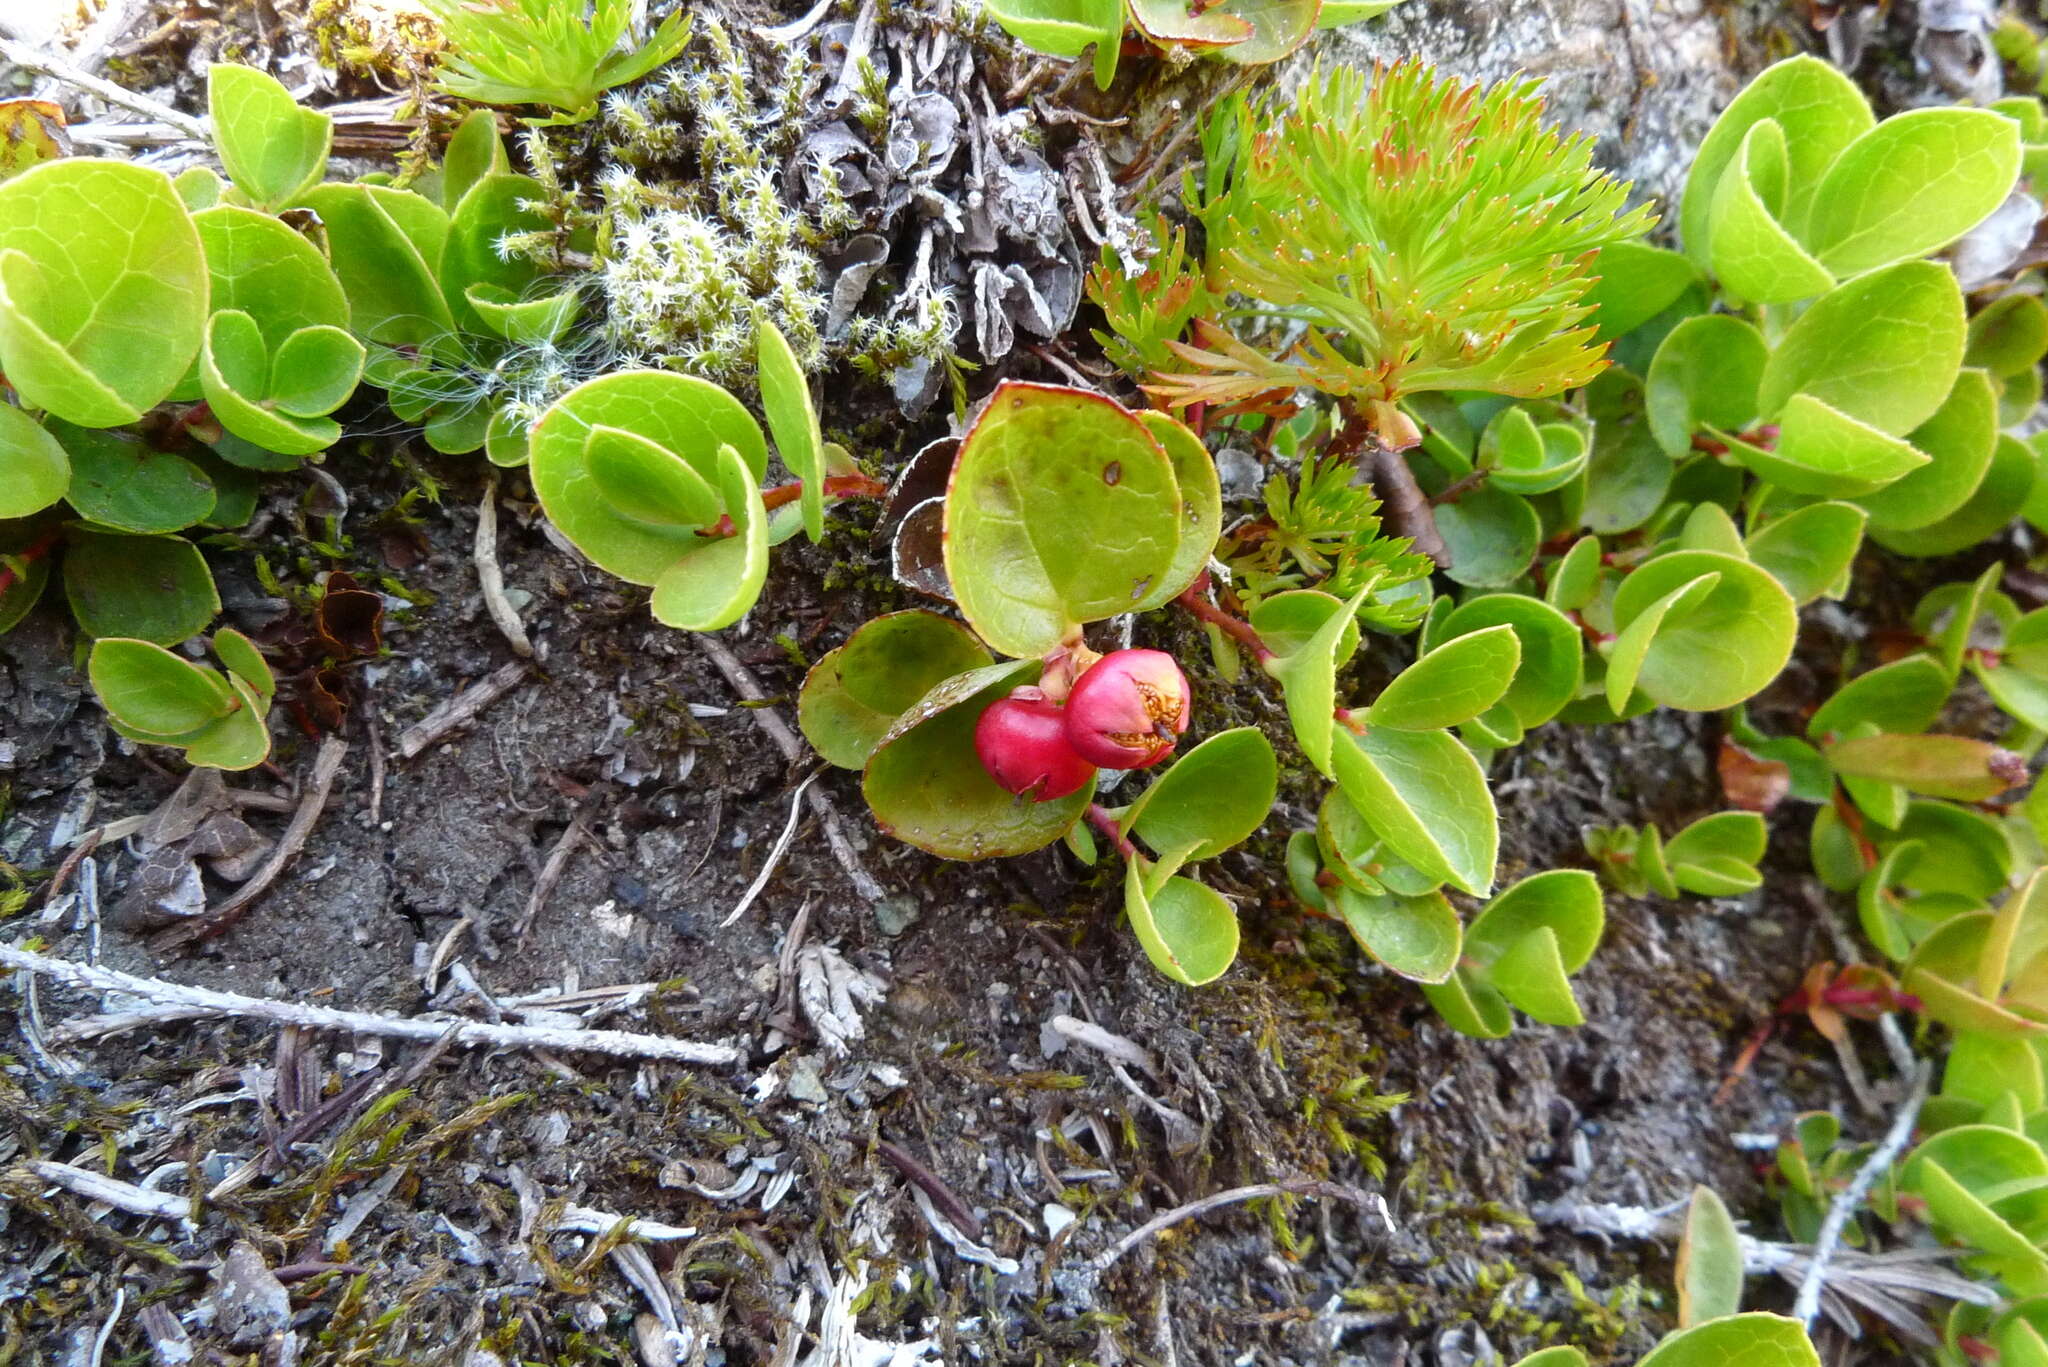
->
973 650 1192 802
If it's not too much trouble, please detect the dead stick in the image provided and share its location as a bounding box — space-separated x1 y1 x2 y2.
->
694 636 884 902
0 35 208 139
0 944 741 1065
150 736 348 953
1792 1058 1933 1327
1085 1179 1369 1275
397 661 530 758
515 804 594 942
476 474 533 658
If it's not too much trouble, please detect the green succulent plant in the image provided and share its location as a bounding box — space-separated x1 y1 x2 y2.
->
418 0 693 123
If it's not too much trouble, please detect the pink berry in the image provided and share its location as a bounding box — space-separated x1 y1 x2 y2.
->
1063 649 1191 770
974 694 1097 801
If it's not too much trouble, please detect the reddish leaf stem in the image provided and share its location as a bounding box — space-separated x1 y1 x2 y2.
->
1086 804 1140 861
0 529 61 598
696 473 887 538
1173 576 1277 665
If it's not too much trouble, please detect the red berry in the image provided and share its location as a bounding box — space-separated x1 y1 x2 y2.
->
1063 649 1191 770
974 694 1097 801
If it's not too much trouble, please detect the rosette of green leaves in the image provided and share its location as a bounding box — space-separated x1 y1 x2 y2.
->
1585 811 1766 900
87 628 276 770
1642 56 2027 534
1420 870 1605 1037
192 203 363 456
304 112 583 461
1254 587 1505 898
420 0 694 123
942 382 1218 657
1113 62 1655 429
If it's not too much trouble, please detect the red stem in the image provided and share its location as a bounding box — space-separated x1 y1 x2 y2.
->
1087 804 1140 861
0 529 61 597
1173 576 1277 665
697 473 887 537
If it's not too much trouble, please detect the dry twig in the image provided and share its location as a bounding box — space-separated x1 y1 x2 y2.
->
694 635 884 901
1794 1058 1935 1327
0 35 208 138
397 661 531 758
515 804 596 941
1085 1179 1368 1274
476 474 534 658
0 944 741 1065
23 1160 193 1222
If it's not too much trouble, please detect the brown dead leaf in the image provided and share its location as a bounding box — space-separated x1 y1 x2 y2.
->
1718 737 1791 813
0 100 68 182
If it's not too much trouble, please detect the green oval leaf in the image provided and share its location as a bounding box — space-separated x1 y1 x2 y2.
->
862 660 1091 860
1806 108 2022 278
1126 727 1278 860
1132 409 1222 612
208 64 332 212
1335 886 1461 983
1433 483 1541 588
1826 733 2025 802
0 404 69 518
1585 242 1700 342
87 637 233 736
1646 314 1768 458
1681 54 1874 259
1125 862 1240 986
62 529 219 644
1420 966 1514 1039
298 184 453 349
54 422 215 533
182 674 274 771
585 423 722 528
1808 656 1952 739
530 370 768 586
943 382 1182 656
1677 1189 1745 1330
1609 550 1797 712
200 310 340 457
756 316 826 543
1856 368 1997 532
1635 1315 1821 1367
440 173 549 336
649 445 768 631
1756 260 1966 436
1331 725 1497 896
1872 433 2037 559
193 205 350 344
1467 868 1605 975
1368 624 1521 730
1744 501 1865 604
1733 394 1928 497
799 611 992 770
1707 119 1836 304
0 160 208 426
